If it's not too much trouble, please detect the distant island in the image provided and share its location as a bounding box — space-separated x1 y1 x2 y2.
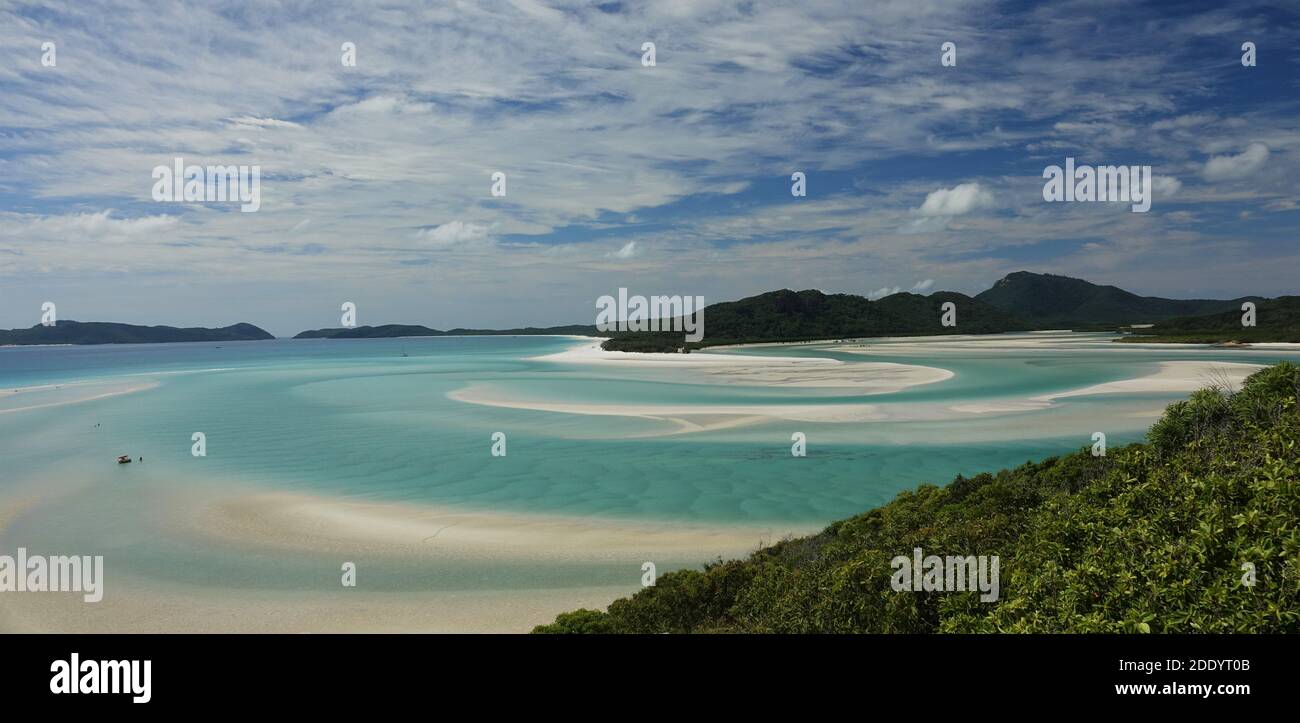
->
602 289 1026 352
293 324 603 339
0 320 274 346
4 272 1293 348
601 271 1288 352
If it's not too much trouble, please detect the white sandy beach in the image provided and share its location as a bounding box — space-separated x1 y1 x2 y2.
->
466 338 1277 429
0 580 641 633
444 337 953 433
1040 360 1264 399
483 338 1274 429
837 332 1300 356
947 360 1266 414
536 338 954 390
449 382 885 433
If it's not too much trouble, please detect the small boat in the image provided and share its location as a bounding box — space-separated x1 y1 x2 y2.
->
117 455 132 464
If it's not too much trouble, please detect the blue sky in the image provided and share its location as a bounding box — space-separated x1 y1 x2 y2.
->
1 0 1297 336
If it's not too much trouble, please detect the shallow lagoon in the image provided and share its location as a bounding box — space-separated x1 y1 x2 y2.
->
2 333 1297 630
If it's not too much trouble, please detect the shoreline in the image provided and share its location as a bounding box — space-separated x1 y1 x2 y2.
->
0 379 160 414
448 382 887 433
1038 360 1264 400
946 360 1265 414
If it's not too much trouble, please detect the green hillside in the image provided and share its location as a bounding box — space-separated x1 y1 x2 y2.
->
975 271 1256 327
535 362 1300 633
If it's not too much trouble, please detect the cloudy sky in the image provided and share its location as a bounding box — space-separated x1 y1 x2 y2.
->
1 0 1298 335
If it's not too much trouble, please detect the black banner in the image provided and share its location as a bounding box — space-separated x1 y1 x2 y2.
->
0 633 1286 710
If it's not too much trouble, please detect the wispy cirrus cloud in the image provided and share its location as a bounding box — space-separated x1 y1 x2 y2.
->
0 0 1297 333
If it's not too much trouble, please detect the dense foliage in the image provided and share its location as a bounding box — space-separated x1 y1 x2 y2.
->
600 331 689 353
534 363 1300 633
600 288 1028 352
0 320 274 345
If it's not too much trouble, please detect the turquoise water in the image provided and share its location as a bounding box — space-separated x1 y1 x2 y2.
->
4 333 1300 616
4 333 1299 524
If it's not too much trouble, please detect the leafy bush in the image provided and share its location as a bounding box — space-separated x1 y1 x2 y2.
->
531 609 620 634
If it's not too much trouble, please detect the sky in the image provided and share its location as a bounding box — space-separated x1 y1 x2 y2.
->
0 0 1297 336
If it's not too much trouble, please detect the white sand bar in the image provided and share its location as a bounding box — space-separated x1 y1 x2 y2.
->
1039 360 1264 400
535 339 953 391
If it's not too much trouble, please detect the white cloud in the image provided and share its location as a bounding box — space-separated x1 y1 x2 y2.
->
917 183 995 216
1202 143 1269 182
1153 176 1182 198
416 221 491 248
611 241 637 259
867 280 933 299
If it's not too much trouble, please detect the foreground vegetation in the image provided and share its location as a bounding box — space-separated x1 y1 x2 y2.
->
535 363 1300 633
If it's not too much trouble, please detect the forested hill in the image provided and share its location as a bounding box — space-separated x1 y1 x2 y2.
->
975 271 1258 327
602 289 1027 351
702 289 1027 342
535 362 1300 633
1122 296 1300 343
601 272 1284 351
293 324 600 339
0 320 274 345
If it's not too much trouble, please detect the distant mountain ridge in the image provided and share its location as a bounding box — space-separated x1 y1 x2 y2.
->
293 324 599 339
0 320 274 346
2 272 1285 348
601 271 1280 351
284 272 1284 352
